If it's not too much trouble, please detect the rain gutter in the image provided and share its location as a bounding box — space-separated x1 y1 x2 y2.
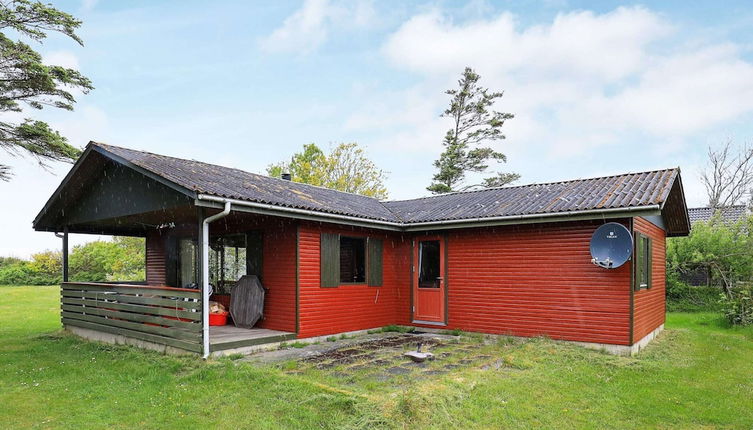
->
198 194 661 232
196 194 404 230
401 205 663 231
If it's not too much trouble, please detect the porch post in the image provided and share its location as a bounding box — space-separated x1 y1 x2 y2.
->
62 226 69 283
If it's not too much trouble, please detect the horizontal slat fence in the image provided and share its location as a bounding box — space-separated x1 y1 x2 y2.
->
61 282 203 353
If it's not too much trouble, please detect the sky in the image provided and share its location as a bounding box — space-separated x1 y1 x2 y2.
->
3 0 753 257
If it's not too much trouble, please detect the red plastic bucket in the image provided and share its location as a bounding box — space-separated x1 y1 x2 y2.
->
209 312 229 326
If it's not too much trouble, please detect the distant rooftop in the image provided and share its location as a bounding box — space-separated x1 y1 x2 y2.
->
687 205 749 226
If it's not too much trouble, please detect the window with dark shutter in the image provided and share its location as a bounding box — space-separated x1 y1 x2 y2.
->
367 238 383 287
320 233 340 287
320 233 384 287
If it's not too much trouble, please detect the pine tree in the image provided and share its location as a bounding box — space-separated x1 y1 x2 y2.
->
427 67 518 194
0 0 93 180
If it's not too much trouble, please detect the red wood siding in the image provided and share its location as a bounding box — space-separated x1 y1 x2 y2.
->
632 217 666 341
257 222 297 332
297 222 409 338
145 231 166 286
438 221 633 345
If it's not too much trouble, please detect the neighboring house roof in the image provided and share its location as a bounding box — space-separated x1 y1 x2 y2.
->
33 142 691 235
687 205 749 226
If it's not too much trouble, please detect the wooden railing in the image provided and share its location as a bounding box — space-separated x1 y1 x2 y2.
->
61 282 203 353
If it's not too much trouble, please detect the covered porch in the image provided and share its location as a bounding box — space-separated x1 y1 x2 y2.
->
34 146 299 356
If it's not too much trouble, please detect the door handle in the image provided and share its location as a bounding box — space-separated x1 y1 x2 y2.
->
436 277 444 280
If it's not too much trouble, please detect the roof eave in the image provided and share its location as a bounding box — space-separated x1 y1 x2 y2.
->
401 205 662 231
195 195 404 231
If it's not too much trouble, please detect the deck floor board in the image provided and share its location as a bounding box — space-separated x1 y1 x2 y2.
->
209 326 295 351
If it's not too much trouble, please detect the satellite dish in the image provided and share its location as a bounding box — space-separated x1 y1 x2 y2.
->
590 222 633 269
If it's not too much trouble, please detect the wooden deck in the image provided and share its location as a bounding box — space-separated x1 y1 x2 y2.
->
209 326 295 352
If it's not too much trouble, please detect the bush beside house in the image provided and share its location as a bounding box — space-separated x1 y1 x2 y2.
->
0 237 145 285
667 212 753 324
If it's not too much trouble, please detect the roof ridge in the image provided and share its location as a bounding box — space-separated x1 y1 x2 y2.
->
384 167 679 204
91 141 387 202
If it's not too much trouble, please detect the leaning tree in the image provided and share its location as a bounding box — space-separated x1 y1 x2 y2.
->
427 67 518 194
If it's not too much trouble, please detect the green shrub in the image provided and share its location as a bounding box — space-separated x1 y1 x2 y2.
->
380 325 414 333
666 273 722 312
69 238 144 282
720 287 753 326
0 262 35 285
0 236 145 286
667 214 753 292
0 256 24 269
0 258 61 286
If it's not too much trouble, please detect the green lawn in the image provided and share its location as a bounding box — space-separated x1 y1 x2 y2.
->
1 285 752 429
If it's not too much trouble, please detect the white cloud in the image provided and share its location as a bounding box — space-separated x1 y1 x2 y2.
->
259 0 376 54
375 6 753 149
339 6 753 202
43 51 80 69
54 105 110 147
81 0 98 12
383 7 668 84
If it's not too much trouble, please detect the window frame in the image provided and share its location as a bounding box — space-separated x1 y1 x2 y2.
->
338 235 367 285
633 232 652 291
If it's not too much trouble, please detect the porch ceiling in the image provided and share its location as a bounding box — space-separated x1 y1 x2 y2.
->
57 205 202 236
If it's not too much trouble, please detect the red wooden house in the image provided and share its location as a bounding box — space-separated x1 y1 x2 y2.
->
34 142 690 356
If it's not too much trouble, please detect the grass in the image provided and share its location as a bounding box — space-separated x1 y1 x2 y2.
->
1 285 753 429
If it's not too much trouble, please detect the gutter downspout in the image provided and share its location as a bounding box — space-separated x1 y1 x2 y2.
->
201 201 231 359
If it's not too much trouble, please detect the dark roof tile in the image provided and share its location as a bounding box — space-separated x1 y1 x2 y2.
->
92 142 682 227
383 169 678 223
94 143 401 222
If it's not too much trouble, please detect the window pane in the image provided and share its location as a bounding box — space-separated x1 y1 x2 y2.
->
178 239 197 288
340 237 365 283
209 234 248 293
635 235 649 288
419 240 441 288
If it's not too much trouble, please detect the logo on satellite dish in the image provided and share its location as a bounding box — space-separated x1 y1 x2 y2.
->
607 231 617 239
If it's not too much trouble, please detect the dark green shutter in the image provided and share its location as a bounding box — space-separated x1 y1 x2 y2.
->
646 236 653 289
367 238 383 287
320 233 340 288
633 232 641 291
